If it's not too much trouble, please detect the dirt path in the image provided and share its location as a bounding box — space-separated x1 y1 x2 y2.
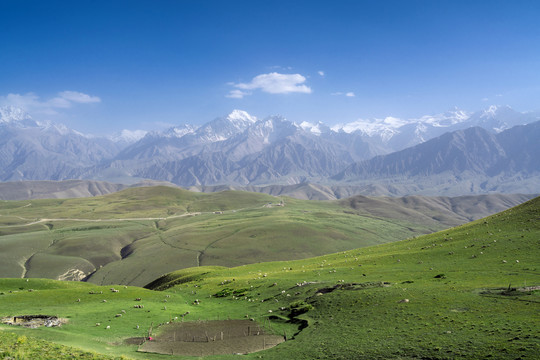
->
0 212 203 228
0 202 279 228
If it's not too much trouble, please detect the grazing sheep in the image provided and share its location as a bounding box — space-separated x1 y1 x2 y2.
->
106 325 110 329
398 299 410 303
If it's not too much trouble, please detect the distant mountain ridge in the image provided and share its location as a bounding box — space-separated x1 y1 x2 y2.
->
0 105 538 196
333 122 540 195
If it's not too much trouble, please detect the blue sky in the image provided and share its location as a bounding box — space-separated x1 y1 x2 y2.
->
1 0 539 134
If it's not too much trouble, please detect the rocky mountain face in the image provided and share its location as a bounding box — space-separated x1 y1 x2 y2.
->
0 106 120 182
333 121 540 195
92 111 382 186
0 105 538 195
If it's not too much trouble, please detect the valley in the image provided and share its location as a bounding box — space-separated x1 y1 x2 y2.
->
0 193 538 359
0 187 534 287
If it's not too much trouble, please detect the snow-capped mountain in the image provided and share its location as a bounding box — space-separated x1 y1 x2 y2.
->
0 106 119 181
163 124 197 138
298 121 332 136
332 105 540 152
333 121 540 195
108 129 148 144
192 109 257 143
0 105 39 128
0 105 538 195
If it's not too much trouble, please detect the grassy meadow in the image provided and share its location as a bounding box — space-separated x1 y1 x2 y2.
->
0 196 538 359
0 187 454 286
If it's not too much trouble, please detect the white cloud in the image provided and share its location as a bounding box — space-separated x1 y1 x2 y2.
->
318 70 325 77
0 93 41 109
58 91 101 104
0 91 101 115
229 72 312 97
331 91 355 97
269 65 293 71
481 97 489 101
226 89 250 99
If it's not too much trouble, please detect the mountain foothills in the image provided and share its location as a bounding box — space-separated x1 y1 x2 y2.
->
0 193 538 359
0 186 534 287
1 105 538 195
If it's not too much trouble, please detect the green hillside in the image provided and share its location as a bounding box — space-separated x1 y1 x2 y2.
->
0 196 538 359
0 186 469 286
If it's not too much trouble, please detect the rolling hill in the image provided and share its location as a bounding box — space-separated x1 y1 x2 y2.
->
0 186 534 287
0 194 538 359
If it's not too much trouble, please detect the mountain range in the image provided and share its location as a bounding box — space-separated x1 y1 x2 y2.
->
0 105 538 196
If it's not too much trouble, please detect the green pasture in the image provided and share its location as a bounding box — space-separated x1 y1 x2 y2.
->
0 187 442 286
0 196 538 359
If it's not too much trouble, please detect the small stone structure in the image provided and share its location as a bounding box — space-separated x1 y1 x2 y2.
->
2 315 66 328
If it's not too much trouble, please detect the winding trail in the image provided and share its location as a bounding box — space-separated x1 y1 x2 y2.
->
0 202 283 229
0 212 202 228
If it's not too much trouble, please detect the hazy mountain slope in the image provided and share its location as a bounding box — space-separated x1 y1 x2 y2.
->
0 180 126 200
339 193 536 227
333 121 540 195
334 127 504 178
1 106 538 193
0 179 178 200
0 107 120 182
491 120 540 174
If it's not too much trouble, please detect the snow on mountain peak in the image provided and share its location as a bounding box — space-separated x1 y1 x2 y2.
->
109 129 149 143
481 105 512 118
299 121 322 135
332 116 405 140
0 106 37 127
298 121 331 136
164 124 197 138
227 109 257 127
417 108 471 127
